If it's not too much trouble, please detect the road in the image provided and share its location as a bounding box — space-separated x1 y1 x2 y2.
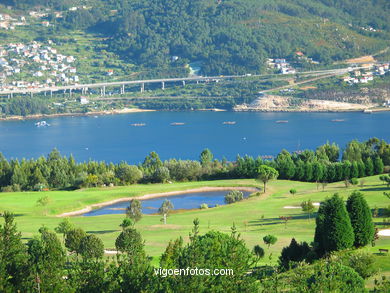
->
0 66 370 96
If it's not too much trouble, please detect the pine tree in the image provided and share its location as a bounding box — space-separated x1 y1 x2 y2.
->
0 211 30 292
346 191 375 247
365 157 374 176
373 156 384 175
314 194 354 255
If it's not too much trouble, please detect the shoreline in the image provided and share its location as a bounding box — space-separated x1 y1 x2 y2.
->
1 107 390 121
0 108 156 121
56 186 259 218
233 108 390 113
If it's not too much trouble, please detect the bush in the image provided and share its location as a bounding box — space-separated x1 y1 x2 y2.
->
200 203 209 209
331 250 378 279
224 190 244 204
249 192 261 198
289 189 297 195
279 238 311 270
350 178 358 185
1 185 14 192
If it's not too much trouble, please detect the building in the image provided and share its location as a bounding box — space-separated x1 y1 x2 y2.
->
78 96 89 104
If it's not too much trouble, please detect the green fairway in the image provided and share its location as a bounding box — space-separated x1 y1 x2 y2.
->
0 176 389 271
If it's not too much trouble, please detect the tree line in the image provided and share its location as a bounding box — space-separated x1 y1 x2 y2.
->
0 138 389 192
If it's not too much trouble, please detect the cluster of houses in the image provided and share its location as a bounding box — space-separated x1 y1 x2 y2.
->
1 5 92 30
266 58 296 74
342 63 390 85
294 51 319 64
0 41 79 92
0 13 27 30
267 52 319 74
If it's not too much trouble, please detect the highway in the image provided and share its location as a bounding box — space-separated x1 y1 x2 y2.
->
0 66 370 96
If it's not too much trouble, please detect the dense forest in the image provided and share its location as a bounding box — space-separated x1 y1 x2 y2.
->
0 138 389 192
3 0 390 76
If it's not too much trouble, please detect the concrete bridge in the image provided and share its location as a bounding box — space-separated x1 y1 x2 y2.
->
0 66 363 98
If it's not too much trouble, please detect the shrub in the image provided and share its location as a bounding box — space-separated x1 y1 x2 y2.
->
289 189 297 195
224 190 244 204
200 203 209 209
249 192 261 198
350 178 358 186
331 250 378 279
279 238 311 270
263 234 278 248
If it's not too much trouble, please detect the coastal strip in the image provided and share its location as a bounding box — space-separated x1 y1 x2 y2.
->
0 108 155 121
56 186 259 218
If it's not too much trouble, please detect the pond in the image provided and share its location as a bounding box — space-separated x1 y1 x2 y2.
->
83 190 253 216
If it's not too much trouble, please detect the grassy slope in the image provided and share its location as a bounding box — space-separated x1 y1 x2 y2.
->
0 176 389 271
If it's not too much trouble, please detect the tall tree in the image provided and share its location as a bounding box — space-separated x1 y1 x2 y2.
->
0 211 30 292
79 234 104 260
159 199 174 224
27 228 67 292
346 191 375 247
256 165 278 192
275 150 295 179
373 156 384 175
126 199 142 223
200 148 213 167
314 194 354 256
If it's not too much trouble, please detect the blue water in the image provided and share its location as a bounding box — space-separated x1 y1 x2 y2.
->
83 190 253 216
0 111 390 163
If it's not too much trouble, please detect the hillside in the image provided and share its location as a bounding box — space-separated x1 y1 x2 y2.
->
1 0 389 78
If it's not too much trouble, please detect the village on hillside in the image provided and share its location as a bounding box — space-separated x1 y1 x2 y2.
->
0 41 78 92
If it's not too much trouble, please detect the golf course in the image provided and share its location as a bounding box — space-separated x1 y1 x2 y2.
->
0 175 389 277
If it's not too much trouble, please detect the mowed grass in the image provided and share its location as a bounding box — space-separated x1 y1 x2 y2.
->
0 176 389 270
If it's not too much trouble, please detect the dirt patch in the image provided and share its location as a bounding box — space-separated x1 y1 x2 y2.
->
346 56 375 64
149 224 182 230
234 94 374 112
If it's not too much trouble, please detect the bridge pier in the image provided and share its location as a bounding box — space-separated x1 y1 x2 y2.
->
182 80 186 86
69 89 72 98
121 84 125 95
30 92 33 98
102 86 106 96
50 90 53 98
161 82 165 90
141 83 144 93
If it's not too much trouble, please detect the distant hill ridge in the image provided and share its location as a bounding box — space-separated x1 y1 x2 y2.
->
2 0 390 76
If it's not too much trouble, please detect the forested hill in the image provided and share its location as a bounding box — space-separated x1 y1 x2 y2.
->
3 0 390 76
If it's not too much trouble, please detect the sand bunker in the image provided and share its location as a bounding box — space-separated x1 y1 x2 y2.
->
283 202 320 209
378 229 390 237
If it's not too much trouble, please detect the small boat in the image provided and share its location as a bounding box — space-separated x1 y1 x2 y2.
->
223 121 236 125
170 122 185 126
130 123 146 127
35 121 50 127
331 119 345 122
363 109 373 114
276 120 288 123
